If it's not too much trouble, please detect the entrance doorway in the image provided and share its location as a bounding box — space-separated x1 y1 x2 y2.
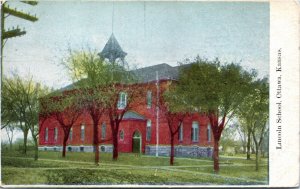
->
132 131 141 153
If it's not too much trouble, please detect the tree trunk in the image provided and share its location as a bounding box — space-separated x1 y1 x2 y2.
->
260 142 264 158
112 130 118 160
170 135 175 166
9 140 13 150
255 146 259 171
251 144 255 154
213 140 220 173
62 136 67 158
23 129 29 154
246 130 251 160
93 121 99 165
33 137 38 161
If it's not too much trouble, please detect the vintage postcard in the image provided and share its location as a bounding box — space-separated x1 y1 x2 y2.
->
0 0 299 188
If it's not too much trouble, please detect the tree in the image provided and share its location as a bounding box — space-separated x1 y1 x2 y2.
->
2 73 50 159
101 71 144 161
24 81 50 160
66 51 109 165
249 78 269 171
2 74 31 154
4 124 17 150
235 119 248 155
40 93 82 158
158 82 189 165
177 57 255 173
62 49 141 161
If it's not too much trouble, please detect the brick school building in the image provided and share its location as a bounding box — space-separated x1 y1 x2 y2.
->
38 34 214 158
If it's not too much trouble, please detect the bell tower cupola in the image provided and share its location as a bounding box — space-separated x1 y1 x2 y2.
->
99 33 127 63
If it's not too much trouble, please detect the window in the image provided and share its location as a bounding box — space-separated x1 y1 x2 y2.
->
147 90 152 108
45 128 48 142
81 125 85 141
207 124 211 142
54 127 58 141
191 121 199 142
80 146 84 152
101 123 106 139
117 92 127 109
68 146 72 152
146 120 151 141
119 130 124 140
69 128 73 141
178 123 183 142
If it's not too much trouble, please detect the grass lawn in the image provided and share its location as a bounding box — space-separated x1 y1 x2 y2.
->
1 150 268 185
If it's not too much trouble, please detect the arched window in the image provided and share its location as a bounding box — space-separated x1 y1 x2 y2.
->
207 124 211 142
119 130 124 140
178 123 183 142
45 128 48 142
54 127 58 141
146 120 151 141
191 121 199 142
101 123 106 139
81 124 85 141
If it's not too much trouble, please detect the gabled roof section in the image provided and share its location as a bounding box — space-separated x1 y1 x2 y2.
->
132 63 180 83
52 63 193 95
123 111 146 121
99 33 127 62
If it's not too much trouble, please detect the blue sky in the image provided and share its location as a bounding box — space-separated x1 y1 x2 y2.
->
4 1 269 89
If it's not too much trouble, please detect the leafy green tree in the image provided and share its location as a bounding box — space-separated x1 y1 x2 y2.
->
2 73 50 159
63 51 110 164
25 82 50 160
4 124 17 150
177 57 254 173
63 49 141 161
158 82 190 165
235 119 248 155
40 93 82 158
240 78 269 170
2 74 31 154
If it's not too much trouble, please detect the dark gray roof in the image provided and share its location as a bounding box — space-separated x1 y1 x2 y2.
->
54 63 186 94
99 33 127 62
132 63 180 83
123 111 145 121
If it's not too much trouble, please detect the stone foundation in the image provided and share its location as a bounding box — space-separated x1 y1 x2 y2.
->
39 145 212 158
145 145 213 158
38 145 113 153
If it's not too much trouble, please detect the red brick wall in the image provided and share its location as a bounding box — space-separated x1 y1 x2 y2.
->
39 80 214 152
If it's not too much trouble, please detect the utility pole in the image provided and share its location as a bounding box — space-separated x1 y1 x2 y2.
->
0 3 38 173
156 71 159 157
1 0 38 79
